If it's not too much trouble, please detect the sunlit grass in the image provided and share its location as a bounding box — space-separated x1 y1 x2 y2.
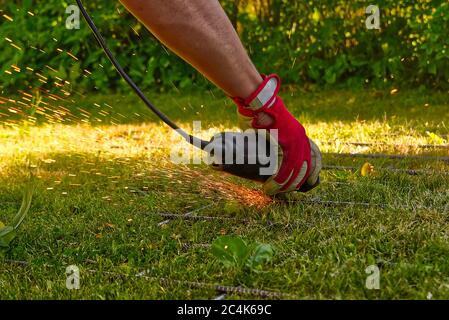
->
0 89 448 299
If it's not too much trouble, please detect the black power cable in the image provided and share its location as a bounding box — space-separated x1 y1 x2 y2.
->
75 0 209 150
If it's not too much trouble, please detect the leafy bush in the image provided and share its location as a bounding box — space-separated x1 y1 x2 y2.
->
1 0 448 94
0 0 201 94
239 0 449 89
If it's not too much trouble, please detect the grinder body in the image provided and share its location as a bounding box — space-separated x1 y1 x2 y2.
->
205 131 278 182
205 131 320 193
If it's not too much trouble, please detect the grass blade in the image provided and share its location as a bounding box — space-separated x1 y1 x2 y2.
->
11 184 34 230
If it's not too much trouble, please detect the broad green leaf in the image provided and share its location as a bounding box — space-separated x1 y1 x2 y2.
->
211 236 275 271
247 244 274 269
211 236 250 268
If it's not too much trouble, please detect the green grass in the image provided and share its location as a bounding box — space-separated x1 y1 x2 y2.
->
0 88 448 299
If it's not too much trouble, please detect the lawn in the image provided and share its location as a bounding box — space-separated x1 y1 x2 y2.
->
0 88 448 299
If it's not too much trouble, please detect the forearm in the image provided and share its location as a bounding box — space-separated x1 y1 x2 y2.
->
119 0 262 98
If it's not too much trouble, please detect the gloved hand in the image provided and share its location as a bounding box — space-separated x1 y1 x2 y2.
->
233 74 321 195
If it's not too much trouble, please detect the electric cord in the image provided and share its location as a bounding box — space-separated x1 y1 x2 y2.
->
75 0 209 150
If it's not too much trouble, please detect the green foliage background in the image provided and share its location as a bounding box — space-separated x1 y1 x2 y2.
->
1 0 449 93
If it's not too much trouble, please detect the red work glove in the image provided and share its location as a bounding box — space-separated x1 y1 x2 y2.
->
233 74 321 195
